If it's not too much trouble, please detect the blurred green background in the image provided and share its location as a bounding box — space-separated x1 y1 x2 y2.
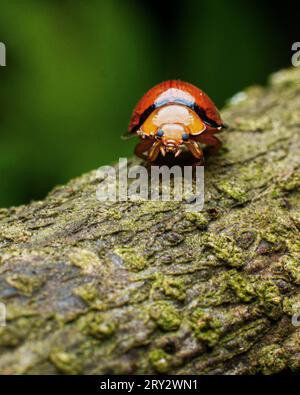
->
0 0 298 207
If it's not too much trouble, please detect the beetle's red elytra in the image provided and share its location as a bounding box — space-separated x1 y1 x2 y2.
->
126 80 226 163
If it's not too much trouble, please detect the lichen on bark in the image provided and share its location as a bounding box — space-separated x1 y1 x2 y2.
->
0 67 299 374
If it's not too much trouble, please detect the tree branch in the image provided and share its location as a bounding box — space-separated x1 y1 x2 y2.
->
0 68 300 374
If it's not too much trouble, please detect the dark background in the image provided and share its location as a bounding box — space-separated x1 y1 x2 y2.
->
0 0 298 207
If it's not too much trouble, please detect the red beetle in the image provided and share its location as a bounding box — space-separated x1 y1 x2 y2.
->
126 80 226 162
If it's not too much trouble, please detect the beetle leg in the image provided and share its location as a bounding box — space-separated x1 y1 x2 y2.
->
174 148 182 158
160 145 166 157
134 138 155 159
203 125 223 134
193 133 222 155
148 140 161 162
186 141 203 160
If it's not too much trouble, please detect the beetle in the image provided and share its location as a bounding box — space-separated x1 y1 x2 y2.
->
125 80 226 162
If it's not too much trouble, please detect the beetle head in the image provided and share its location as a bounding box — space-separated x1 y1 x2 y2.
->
156 123 189 157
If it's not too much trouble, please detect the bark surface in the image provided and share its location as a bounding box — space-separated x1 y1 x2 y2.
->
0 68 300 375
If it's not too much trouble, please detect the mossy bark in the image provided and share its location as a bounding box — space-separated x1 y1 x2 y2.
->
0 68 300 375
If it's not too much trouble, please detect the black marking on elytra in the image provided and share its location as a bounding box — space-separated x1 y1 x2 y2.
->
192 104 222 129
130 104 156 134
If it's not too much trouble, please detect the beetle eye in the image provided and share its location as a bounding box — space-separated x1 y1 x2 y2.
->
156 129 164 138
182 133 189 141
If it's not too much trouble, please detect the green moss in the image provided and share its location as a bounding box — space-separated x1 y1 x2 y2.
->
185 212 209 230
152 275 186 302
197 270 261 307
286 239 300 255
0 223 31 243
279 173 300 192
73 284 99 304
218 181 248 203
83 312 116 339
260 231 277 244
68 248 102 272
227 271 255 302
6 274 44 296
232 113 271 132
114 247 148 272
255 281 282 320
106 209 122 220
149 302 181 331
206 234 244 267
149 349 171 374
190 309 222 347
5 304 38 321
282 255 300 284
206 273 282 320
271 189 281 198
0 317 34 346
49 351 82 375
256 345 287 374
282 294 300 316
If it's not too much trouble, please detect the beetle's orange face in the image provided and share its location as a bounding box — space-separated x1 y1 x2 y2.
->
139 104 207 157
155 124 188 155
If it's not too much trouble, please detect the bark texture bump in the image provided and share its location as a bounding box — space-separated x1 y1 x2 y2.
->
0 68 300 374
